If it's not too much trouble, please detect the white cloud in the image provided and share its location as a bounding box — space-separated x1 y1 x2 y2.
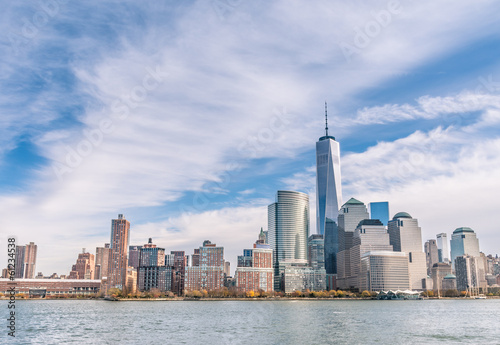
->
2 0 500 274
132 204 268 275
348 92 500 126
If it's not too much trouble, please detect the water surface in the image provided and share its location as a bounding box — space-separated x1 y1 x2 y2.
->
4 299 500 344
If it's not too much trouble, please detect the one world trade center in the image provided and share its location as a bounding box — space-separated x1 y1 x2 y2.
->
316 103 342 275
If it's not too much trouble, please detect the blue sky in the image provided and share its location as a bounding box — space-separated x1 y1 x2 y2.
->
1 0 500 275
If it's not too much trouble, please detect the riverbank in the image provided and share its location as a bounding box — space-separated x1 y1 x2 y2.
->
2 296 499 301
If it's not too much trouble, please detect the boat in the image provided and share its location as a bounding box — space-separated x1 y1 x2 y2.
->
475 294 487 299
103 296 119 301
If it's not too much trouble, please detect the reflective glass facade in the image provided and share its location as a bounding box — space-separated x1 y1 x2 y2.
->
436 233 450 263
268 191 309 263
316 136 342 236
324 218 338 274
369 201 390 226
450 228 480 270
268 191 309 291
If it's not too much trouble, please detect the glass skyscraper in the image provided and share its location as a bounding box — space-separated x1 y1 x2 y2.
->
268 190 310 290
109 214 130 290
369 201 390 226
450 227 480 269
335 198 369 280
324 218 338 275
268 191 309 263
316 103 342 236
436 233 450 263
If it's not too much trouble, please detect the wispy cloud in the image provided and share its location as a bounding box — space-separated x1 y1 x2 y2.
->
347 91 500 126
2 0 500 273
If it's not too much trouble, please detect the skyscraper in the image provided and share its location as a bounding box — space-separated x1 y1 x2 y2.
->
308 234 325 270
335 198 369 281
436 233 450 264
359 251 410 292
185 241 225 292
368 201 390 226
316 102 342 236
137 238 171 292
139 238 165 267
14 242 37 279
337 219 394 290
95 243 111 280
324 218 338 276
455 255 481 292
338 198 370 252
268 191 309 264
14 246 25 279
450 227 480 269
108 214 130 290
23 242 37 279
268 190 309 291
424 239 439 276
388 212 427 290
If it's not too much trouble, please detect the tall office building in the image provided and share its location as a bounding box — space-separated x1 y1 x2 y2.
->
308 235 325 270
14 242 37 279
139 238 165 266
455 255 481 292
337 219 394 290
368 202 390 226
359 251 410 292
316 103 342 236
128 245 143 269
388 212 427 290
436 233 450 264
338 198 370 252
268 190 309 291
324 218 338 277
137 238 170 292
336 198 369 282
95 243 111 280
108 214 130 290
450 227 480 269
14 246 25 278
24 242 37 279
425 239 439 276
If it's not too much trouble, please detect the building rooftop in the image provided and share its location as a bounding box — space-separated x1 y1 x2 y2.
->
319 135 336 141
357 219 384 227
393 212 412 219
453 227 474 234
343 197 364 206
443 274 456 279
432 262 451 268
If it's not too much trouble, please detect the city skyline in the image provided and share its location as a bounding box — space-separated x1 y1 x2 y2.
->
1 1 500 276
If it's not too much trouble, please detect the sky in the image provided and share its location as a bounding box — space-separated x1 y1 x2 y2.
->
1 0 500 276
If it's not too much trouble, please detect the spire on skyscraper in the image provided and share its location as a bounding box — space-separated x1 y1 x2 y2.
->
325 101 328 137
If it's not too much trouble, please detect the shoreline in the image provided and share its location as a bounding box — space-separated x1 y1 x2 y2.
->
2 296 499 301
